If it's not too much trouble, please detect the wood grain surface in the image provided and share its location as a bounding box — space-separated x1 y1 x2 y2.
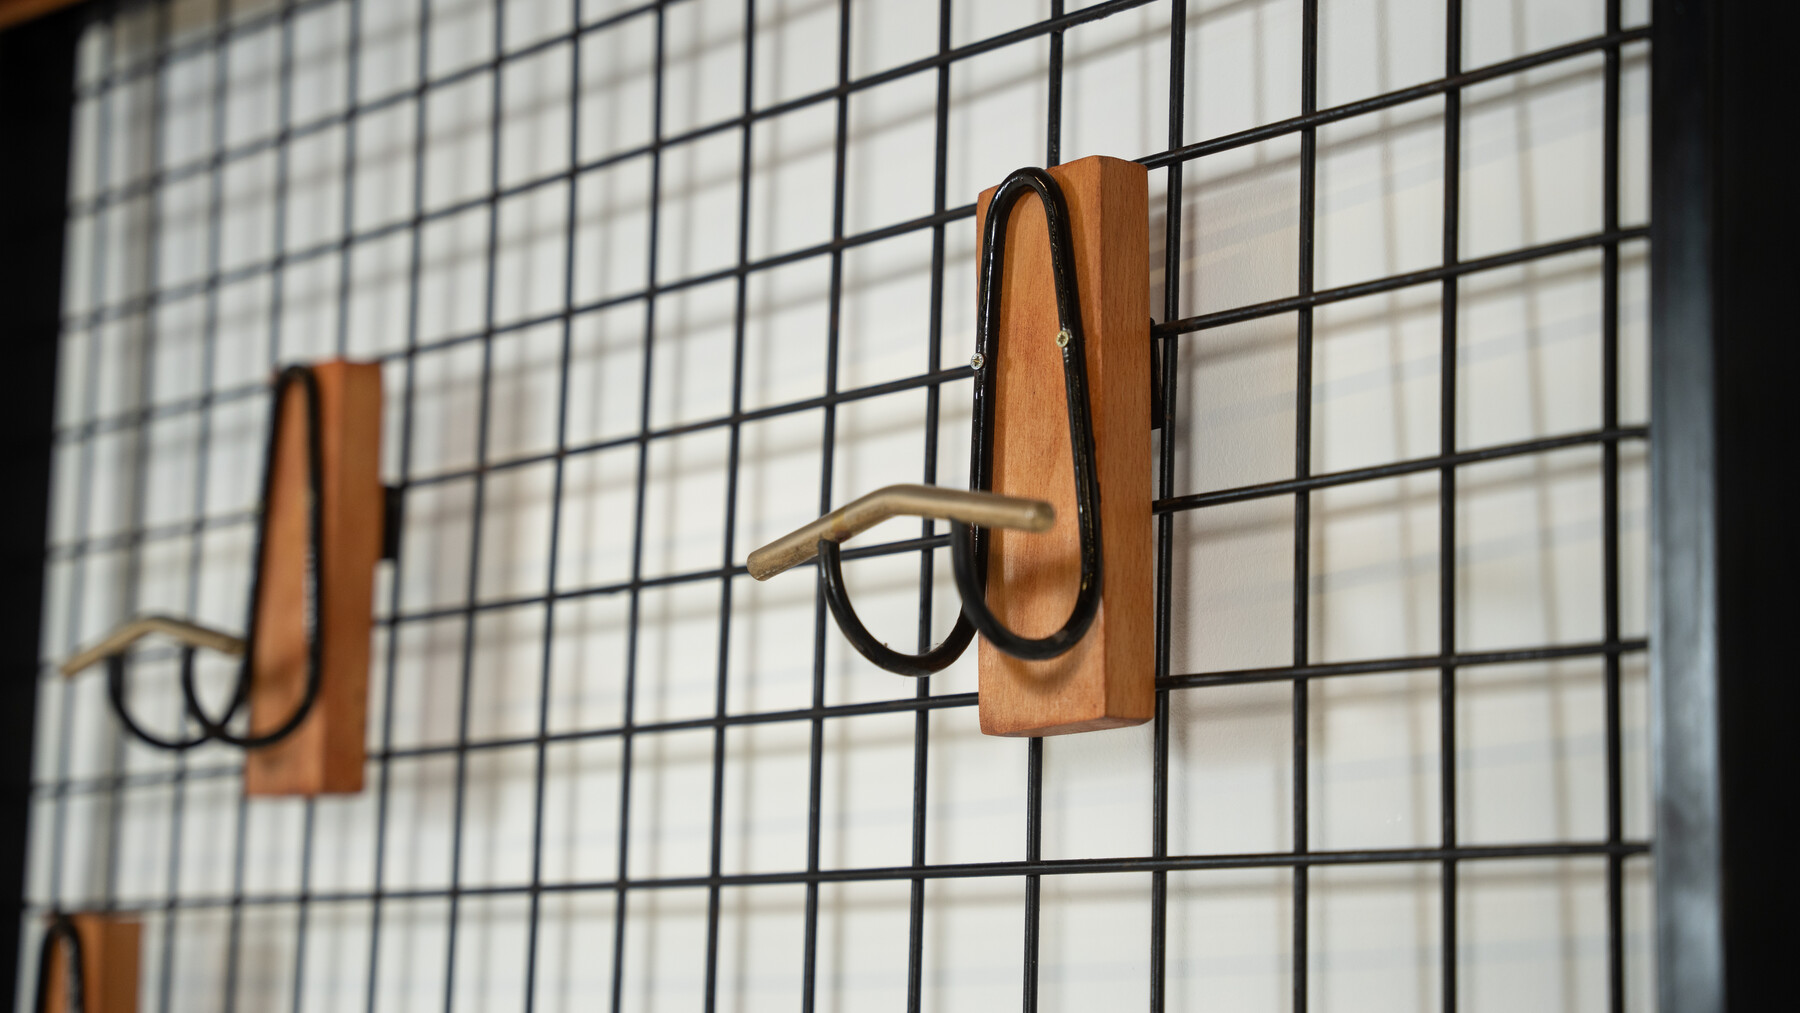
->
41 914 139 1013
243 361 383 796
973 155 1153 737
0 0 85 32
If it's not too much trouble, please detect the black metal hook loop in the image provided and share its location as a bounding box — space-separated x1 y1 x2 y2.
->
816 166 1104 673
104 364 326 752
819 536 976 677
949 166 1104 660
34 914 86 1013
104 648 211 752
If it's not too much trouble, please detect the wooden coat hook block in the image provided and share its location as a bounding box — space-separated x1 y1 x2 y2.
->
745 157 1151 737
245 359 384 796
37 913 140 1013
58 360 387 796
973 155 1153 737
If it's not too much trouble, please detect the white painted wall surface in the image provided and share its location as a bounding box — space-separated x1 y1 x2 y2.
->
27 0 1653 1009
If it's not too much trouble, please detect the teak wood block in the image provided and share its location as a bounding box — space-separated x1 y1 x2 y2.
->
41 914 140 1013
244 360 383 796
974 156 1153 737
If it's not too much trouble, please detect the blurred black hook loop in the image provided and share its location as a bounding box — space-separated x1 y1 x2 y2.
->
33 913 85 1013
64 364 326 751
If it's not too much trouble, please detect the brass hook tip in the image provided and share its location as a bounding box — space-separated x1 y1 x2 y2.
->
746 483 1057 581
60 614 247 678
1020 499 1056 531
745 548 786 583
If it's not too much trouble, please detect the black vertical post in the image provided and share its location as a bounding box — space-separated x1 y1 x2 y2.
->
1652 1 1798 1010
0 4 83 1003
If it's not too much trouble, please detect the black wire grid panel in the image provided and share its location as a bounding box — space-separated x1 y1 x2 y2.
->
24 0 1653 1009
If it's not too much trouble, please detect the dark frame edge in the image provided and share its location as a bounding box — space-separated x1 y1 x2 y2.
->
1652 0 1799 1010
0 0 1794 1007
0 4 83 1007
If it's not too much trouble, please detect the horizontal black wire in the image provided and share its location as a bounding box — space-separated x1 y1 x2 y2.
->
26 840 1652 916
1154 227 1649 338
1159 426 1648 513
74 9 1648 238
48 215 1647 485
58 22 1645 341
39 6 1652 1008
69 0 682 175
71 0 1166 222
49 364 979 558
53 201 1647 452
74 0 661 102
35 636 1646 798
49 386 1648 572
1140 25 1649 172
370 431 1648 631
64 0 1157 248
1163 638 1647 690
41 424 1648 641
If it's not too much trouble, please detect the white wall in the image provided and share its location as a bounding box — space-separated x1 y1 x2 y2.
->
28 0 1653 1010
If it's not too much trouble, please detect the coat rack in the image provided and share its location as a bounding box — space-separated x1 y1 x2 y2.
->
60 360 391 796
748 155 1153 737
33 913 139 1013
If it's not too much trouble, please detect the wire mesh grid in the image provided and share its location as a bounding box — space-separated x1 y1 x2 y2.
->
25 0 1654 1009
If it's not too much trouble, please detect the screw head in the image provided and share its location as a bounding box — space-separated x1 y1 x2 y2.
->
970 352 985 370
1055 328 1071 348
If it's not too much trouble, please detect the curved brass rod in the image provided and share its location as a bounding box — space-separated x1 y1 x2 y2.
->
747 483 1054 581
60 615 245 678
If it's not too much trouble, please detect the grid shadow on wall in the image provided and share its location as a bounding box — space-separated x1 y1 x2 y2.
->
27 0 1653 1009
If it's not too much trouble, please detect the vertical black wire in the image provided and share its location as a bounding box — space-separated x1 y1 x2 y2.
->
154 10 199 998
800 5 853 1009
106 0 176 961
801 492 828 1012
519 0 587 1009
222 1 301 1007
288 791 319 1010
24 4 1664 1011
1046 0 1064 166
276 0 321 1003
1292 3 1319 1010
46 2 116 933
1601 0 1625 1009
1017 10 1065 1011
334 0 364 365
905 3 955 1009
610 6 668 1010
219 604 255 1008
701 3 759 1009
119 0 172 631
362 0 435 1001
439 0 511 1001
156 0 237 1004
288 0 368 1000
1149 2 1186 1010
1440 2 1464 1011
282 0 367 1007
1020 736 1045 1011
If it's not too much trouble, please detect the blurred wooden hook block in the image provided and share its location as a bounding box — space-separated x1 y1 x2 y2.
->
41 914 140 1013
974 155 1153 737
245 360 384 796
